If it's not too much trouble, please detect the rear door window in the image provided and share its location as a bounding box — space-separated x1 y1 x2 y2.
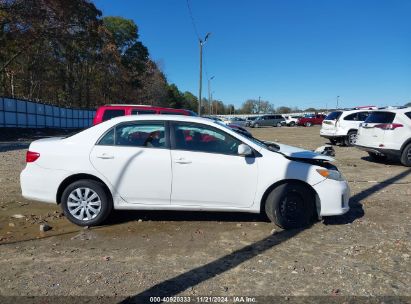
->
405 112 411 120
325 111 342 120
115 122 166 148
131 109 157 115
364 112 395 124
98 122 166 148
344 113 358 121
102 109 125 121
357 112 370 121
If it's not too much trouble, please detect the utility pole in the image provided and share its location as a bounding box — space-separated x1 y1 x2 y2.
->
258 96 261 114
336 96 340 109
198 33 211 116
208 76 214 115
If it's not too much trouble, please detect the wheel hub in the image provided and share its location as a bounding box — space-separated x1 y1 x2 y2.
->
67 187 102 221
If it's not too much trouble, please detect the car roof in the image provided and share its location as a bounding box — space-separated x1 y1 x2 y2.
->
337 109 373 115
107 114 213 124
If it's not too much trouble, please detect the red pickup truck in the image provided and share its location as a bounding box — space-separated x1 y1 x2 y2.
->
297 114 326 127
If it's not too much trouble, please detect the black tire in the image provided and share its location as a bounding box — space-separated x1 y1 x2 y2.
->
289 121 295 127
264 182 315 229
329 139 338 145
344 131 357 146
61 179 113 226
400 143 411 166
305 122 312 127
254 123 260 128
276 122 282 127
368 152 387 162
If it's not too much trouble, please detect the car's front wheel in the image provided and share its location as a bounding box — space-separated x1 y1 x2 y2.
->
61 179 113 226
400 143 411 166
289 121 295 127
254 123 259 128
264 182 315 229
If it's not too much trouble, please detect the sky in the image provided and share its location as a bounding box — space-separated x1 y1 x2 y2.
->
94 0 411 109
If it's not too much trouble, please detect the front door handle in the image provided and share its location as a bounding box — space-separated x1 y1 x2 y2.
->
96 154 114 159
174 158 192 164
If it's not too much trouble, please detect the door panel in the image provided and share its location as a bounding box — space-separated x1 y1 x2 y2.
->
170 122 258 208
89 121 172 205
171 151 258 207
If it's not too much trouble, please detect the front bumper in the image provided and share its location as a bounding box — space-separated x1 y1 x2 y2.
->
313 179 350 216
354 144 401 158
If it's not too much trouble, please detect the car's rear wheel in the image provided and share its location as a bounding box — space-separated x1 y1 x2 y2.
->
345 131 357 146
305 122 312 127
400 143 411 167
276 122 282 127
264 182 315 229
61 179 112 226
368 152 387 162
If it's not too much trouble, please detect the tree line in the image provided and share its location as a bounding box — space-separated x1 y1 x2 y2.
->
0 0 202 111
0 0 249 114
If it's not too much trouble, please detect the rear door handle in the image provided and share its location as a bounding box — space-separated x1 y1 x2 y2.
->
174 158 192 164
96 154 114 159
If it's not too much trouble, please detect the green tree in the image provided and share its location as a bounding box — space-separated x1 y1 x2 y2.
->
182 91 198 112
166 83 184 109
103 16 138 53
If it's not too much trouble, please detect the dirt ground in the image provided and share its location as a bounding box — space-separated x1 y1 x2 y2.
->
0 126 410 302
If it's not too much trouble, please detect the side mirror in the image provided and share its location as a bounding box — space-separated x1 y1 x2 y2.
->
238 144 253 156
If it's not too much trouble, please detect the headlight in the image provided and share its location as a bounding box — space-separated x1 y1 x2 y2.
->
316 169 344 181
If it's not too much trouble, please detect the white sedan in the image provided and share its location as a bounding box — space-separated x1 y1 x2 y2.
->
21 115 350 229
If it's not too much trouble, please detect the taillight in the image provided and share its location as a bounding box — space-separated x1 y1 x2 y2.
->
26 151 40 163
374 123 403 130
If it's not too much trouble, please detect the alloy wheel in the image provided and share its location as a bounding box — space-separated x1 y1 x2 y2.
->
349 132 357 145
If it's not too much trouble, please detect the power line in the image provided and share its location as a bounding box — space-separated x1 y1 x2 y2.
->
186 0 200 40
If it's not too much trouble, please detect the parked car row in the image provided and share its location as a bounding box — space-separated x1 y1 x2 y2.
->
320 106 411 166
225 114 327 128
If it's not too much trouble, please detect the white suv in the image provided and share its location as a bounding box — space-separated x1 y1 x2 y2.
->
355 107 411 166
283 115 301 127
320 109 372 146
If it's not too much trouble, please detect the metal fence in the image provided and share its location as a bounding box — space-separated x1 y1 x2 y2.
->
0 97 95 128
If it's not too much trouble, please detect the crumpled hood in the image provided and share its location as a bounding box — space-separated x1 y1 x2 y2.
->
267 142 335 162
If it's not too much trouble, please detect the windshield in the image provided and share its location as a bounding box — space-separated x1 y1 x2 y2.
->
325 111 343 120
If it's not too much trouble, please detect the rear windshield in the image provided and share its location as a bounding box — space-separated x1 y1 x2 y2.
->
364 112 395 124
102 109 125 121
325 111 342 120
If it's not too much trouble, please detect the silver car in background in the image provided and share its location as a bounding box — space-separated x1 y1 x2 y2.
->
249 115 286 128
